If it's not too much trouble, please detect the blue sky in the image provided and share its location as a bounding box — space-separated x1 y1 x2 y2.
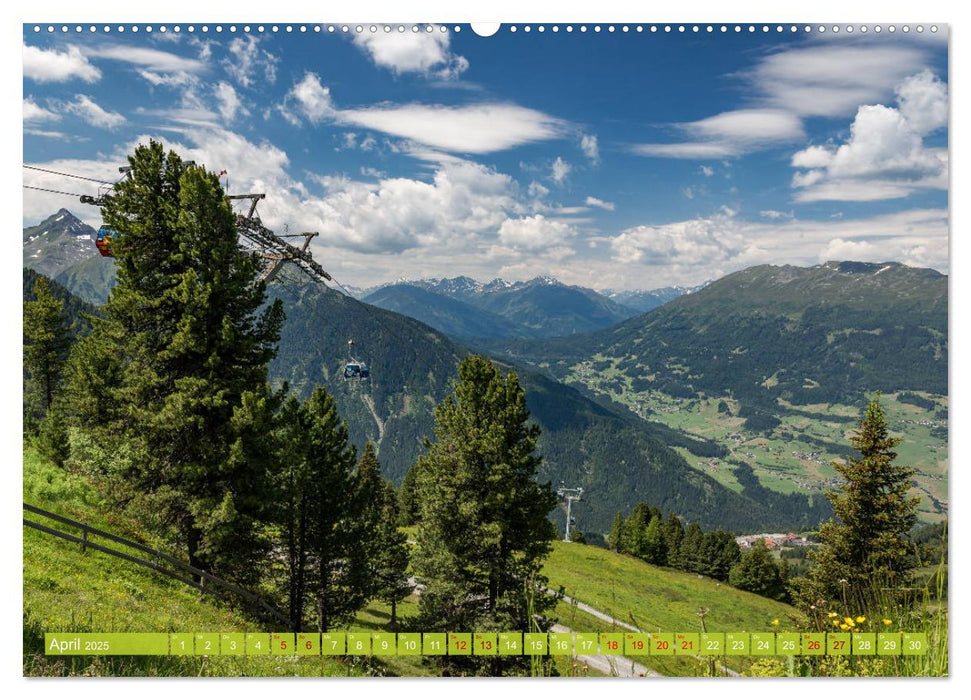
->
22 24 949 290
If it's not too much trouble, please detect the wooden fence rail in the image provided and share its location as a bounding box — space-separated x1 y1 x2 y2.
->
23 502 290 628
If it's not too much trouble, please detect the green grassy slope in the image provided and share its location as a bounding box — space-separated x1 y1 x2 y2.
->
22 449 369 677
543 540 797 675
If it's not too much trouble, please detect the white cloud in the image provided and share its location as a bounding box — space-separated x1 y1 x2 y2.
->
223 36 279 88
700 165 714 177
63 95 126 129
606 207 947 286
581 134 600 163
84 45 205 74
759 210 793 220
749 44 929 118
138 70 197 87
23 43 100 83
214 82 247 122
551 157 571 184
23 98 60 124
280 73 569 155
343 103 568 155
790 72 948 202
497 215 577 252
287 72 336 123
612 209 744 265
527 181 549 198
633 42 937 162
352 27 468 79
585 196 614 211
895 69 948 135
632 109 804 160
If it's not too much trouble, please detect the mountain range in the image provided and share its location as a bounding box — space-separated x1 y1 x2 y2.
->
25 210 947 537
363 276 643 339
482 261 948 411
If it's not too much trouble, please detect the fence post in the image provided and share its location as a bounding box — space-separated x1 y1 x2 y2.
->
81 526 87 554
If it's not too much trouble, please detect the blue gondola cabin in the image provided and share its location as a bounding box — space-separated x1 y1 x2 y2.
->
344 362 370 380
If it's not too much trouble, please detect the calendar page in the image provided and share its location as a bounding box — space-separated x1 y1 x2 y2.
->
21 14 949 683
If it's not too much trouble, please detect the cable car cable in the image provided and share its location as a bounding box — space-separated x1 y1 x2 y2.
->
23 184 90 198
23 164 115 185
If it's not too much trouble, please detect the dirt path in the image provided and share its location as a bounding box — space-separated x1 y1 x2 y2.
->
549 623 660 677
548 587 739 677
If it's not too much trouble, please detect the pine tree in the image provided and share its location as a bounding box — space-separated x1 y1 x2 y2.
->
703 530 741 581
355 446 412 629
274 395 311 631
642 515 667 566
355 442 411 627
794 396 920 615
398 460 423 526
76 141 284 575
622 503 652 557
608 511 628 553
679 522 705 573
24 276 71 425
411 355 557 674
662 513 685 567
729 541 787 601
277 387 367 632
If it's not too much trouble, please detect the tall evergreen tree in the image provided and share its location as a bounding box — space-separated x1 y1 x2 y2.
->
703 530 742 581
356 444 411 628
794 396 920 615
285 387 367 632
398 460 423 526
608 511 628 553
679 522 706 573
642 515 667 566
729 541 787 601
23 276 71 424
412 356 557 674
662 513 685 567
622 503 652 557
74 141 284 575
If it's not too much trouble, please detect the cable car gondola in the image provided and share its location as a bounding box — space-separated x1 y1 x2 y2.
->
344 339 370 381
95 226 116 257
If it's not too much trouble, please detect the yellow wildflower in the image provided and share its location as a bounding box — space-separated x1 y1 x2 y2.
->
771 619 780 626
882 619 893 626
856 616 866 623
844 617 855 627
827 612 838 618
840 623 850 630
832 620 840 627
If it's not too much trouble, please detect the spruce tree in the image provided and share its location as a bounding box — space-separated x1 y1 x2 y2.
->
23 276 71 424
357 442 411 629
662 513 685 567
794 396 919 615
78 140 284 575
622 503 652 558
282 387 367 632
642 515 667 566
608 511 628 553
679 522 705 573
398 461 423 526
703 530 741 581
729 541 787 600
355 442 411 627
411 355 557 674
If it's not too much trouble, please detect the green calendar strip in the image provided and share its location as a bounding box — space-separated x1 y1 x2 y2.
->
44 631 929 656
